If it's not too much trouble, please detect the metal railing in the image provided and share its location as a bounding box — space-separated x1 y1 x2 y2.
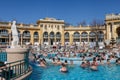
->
0 59 32 80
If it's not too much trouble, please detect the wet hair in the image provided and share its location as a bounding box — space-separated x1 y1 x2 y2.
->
93 57 96 61
61 63 66 67
118 58 120 61
42 58 46 62
52 58 55 61
116 59 118 63
81 62 85 64
107 59 110 62
65 60 67 63
58 58 60 61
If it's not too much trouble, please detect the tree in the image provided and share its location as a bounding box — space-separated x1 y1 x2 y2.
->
77 20 87 26
65 22 72 27
90 19 104 27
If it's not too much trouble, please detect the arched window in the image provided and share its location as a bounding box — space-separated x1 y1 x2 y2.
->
34 32 39 37
89 32 96 37
116 27 120 37
56 32 61 37
81 32 88 37
49 32 54 38
64 32 69 38
0 29 8 36
43 32 48 37
23 31 30 37
81 32 88 42
73 32 80 38
98 31 104 42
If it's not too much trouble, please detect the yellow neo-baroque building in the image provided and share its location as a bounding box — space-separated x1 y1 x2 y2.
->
0 13 120 46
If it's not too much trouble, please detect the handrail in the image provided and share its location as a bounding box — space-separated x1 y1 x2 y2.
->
0 59 31 80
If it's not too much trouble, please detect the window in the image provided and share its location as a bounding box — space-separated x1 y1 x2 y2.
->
45 25 47 30
51 25 53 29
40 24 43 27
57 25 59 30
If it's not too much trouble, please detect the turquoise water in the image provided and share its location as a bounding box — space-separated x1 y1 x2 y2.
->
28 63 120 80
0 52 7 62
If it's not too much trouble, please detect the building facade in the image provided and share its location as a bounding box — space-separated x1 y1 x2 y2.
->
0 14 120 46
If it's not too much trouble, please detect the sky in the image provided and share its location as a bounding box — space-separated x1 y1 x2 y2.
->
0 0 120 25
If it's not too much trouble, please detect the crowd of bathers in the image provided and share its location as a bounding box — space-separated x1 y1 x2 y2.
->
30 44 120 72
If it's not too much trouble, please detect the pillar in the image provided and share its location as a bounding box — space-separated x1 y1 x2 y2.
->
61 33 64 46
30 32 34 45
21 34 23 46
70 34 73 45
111 22 114 38
88 33 89 43
9 33 11 46
55 37 56 45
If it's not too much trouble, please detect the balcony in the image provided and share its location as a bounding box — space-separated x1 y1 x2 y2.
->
65 37 69 39
73 37 80 39
0 34 9 37
49 36 54 39
56 36 61 39
23 35 31 38
34 35 39 38
43 35 48 38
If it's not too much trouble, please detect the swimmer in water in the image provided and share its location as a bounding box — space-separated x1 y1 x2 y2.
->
60 63 68 72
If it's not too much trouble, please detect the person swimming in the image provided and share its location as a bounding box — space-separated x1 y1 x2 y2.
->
39 59 46 67
60 63 68 72
90 58 98 71
52 58 56 64
80 62 86 68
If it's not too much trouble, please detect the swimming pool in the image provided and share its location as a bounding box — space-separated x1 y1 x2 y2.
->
28 62 120 80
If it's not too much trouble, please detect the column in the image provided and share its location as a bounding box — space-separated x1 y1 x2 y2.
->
111 22 114 38
9 33 11 46
70 34 73 45
48 35 50 45
61 33 64 46
21 34 23 46
39 34 41 44
30 32 34 45
106 23 110 40
88 33 89 43
55 37 56 45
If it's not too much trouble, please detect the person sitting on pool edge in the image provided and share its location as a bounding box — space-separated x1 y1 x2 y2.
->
60 63 68 72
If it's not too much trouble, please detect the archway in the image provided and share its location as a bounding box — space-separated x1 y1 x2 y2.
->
43 32 48 45
73 32 80 45
116 27 120 38
64 32 69 44
22 31 30 45
49 32 54 45
56 32 61 44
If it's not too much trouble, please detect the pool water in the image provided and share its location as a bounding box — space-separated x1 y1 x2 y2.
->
28 63 120 80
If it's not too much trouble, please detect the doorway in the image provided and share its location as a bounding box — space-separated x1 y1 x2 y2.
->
50 39 53 45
